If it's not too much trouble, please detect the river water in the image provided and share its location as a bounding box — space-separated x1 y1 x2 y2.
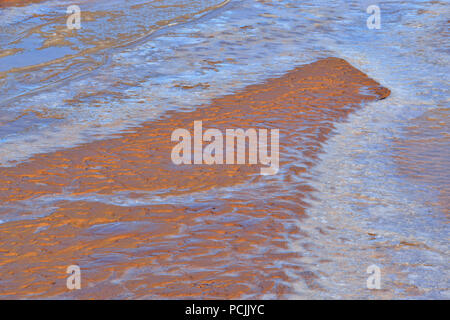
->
0 0 448 298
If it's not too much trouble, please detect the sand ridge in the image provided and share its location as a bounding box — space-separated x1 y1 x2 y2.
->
0 57 390 298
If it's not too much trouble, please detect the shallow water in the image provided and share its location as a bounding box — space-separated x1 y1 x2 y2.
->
0 0 448 298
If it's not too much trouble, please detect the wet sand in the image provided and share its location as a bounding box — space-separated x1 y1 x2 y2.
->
0 0 46 7
0 58 390 299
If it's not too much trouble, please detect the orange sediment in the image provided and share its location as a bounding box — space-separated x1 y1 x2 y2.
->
0 57 389 298
0 0 46 7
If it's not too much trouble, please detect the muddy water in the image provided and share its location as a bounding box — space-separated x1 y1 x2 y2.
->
0 0 449 299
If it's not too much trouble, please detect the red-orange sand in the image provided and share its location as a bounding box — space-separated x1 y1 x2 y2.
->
0 58 389 299
0 0 45 7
